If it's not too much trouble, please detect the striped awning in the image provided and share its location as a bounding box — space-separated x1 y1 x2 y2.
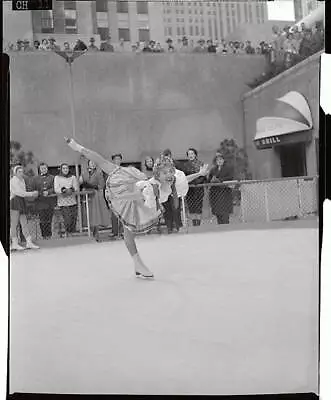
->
254 91 313 150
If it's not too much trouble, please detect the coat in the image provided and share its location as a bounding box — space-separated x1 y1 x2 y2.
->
31 174 57 210
80 167 112 228
207 164 234 216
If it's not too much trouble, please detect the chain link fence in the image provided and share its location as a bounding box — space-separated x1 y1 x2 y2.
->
18 176 318 242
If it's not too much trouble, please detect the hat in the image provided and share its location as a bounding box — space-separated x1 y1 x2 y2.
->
49 37 56 42
166 38 173 43
13 165 23 175
90 37 95 42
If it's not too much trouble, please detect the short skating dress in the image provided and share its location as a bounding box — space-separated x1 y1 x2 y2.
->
104 165 189 234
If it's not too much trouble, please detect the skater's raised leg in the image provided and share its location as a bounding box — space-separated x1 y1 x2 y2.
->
123 226 154 279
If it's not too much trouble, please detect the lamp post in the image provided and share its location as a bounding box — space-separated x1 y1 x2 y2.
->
54 49 86 233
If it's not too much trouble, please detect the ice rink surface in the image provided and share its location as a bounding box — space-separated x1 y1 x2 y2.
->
9 226 319 395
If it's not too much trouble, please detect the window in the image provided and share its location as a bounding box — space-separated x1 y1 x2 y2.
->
261 4 265 21
64 9 77 33
96 0 108 12
118 28 130 41
189 26 193 35
195 26 199 35
248 4 253 23
168 26 173 36
138 28 150 42
194 9 197 14
117 0 128 13
137 1 148 14
237 3 241 23
41 10 53 33
182 26 185 35
244 3 248 22
177 27 181 35
98 27 109 40
208 20 212 37
189 9 191 14
201 26 204 36
256 4 260 23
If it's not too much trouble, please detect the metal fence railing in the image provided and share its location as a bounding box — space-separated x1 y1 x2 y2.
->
17 176 318 242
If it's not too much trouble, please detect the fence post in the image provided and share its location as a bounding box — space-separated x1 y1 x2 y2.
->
240 183 246 223
264 184 270 222
181 196 188 233
297 178 304 218
85 192 91 237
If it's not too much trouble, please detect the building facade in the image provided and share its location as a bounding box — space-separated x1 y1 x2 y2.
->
293 0 320 21
3 0 165 48
161 0 268 44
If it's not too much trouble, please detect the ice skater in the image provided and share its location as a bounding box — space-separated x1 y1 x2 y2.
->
65 137 209 279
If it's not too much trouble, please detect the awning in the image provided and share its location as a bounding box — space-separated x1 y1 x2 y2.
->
254 91 313 150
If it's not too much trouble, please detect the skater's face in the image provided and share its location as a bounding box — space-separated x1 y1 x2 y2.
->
158 167 175 184
216 156 224 167
39 165 48 175
61 165 69 175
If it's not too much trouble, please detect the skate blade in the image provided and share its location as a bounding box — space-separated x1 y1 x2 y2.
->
135 272 155 280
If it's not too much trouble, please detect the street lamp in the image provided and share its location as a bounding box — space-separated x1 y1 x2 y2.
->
54 49 86 233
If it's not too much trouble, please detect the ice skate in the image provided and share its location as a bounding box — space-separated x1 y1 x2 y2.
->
25 237 40 250
11 238 24 252
133 254 154 279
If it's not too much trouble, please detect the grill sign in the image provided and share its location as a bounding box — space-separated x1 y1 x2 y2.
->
255 136 281 149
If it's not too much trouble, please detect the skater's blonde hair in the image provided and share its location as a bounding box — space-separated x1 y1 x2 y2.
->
153 155 175 179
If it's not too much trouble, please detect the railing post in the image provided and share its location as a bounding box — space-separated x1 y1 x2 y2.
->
181 196 188 233
240 183 246 223
85 192 91 237
264 184 270 222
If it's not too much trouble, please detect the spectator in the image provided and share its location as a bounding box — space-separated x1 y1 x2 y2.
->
32 163 56 240
10 165 39 251
311 21 324 53
207 154 234 225
88 37 99 52
40 38 49 50
79 159 111 241
100 36 114 52
54 163 79 237
245 40 255 54
299 29 313 58
109 153 124 238
283 32 299 54
217 39 228 54
142 156 154 178
166 38 175 52
207 39 217 53
74 39 87 52
142 41 152 52
162 148 182 170
33 40 41 50
183 148 206 227
193 38 207 53
119 38 125 51
292 25 302 42
154 42 164 53
63 41 71 51
48 38 60 51
179 36 190 52
23 39 33 51
15 39 23 51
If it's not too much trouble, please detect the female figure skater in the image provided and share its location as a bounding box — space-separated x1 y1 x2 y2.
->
64 137 208 279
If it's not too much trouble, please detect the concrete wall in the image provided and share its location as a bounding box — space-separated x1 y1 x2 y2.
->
242 53 320 180
10 52 265 167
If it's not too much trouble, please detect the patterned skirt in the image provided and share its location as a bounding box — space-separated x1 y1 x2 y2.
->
105 166 162 234
10 196 27 214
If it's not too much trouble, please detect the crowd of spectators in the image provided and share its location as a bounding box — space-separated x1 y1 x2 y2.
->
10 144 238 249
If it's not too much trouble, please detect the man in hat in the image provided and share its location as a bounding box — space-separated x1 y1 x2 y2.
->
207 39 217 53
23 39 33 51
88 37 99 51
15 39 23 51
74 39 88 51
179 36 190 52
100 36 114 52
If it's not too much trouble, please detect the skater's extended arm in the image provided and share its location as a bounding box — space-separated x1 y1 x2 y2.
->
64 138 118 176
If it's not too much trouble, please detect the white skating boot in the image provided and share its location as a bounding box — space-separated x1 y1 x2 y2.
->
25 237 40 250
133 254 154 279
11 238 24 252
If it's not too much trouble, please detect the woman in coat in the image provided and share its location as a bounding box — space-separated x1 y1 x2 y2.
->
54 163 79 236
32 163 57 239
10 165 40 250
79 159 111 240
208 154 234 224
183 148 207 226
